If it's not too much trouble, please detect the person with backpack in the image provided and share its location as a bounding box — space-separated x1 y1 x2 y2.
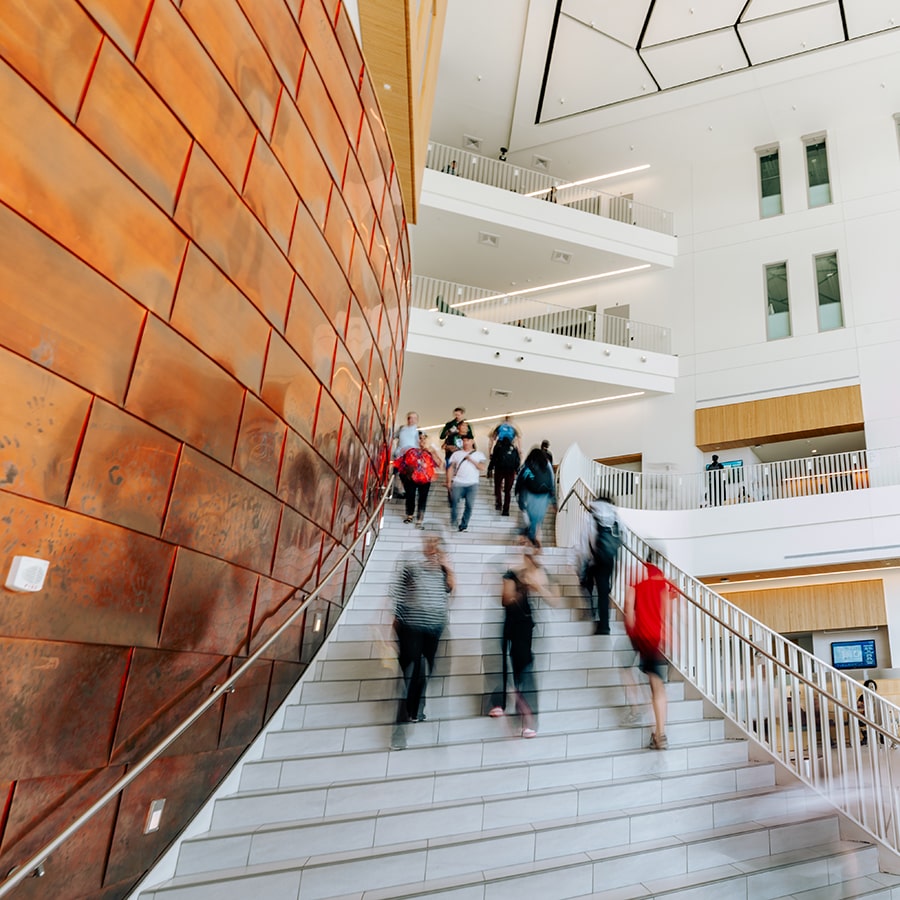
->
580 495 622 635
514 446 556 547
488 435 520 515
396 432 443 526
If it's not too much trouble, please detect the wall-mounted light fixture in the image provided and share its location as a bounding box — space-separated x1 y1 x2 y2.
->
313 612 324 633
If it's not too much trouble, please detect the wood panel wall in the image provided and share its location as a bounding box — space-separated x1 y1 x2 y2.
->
719 579 885 634
358 0 447 223
695 385 864 451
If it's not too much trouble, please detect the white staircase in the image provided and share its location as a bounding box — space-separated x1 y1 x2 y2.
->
136 487 900 900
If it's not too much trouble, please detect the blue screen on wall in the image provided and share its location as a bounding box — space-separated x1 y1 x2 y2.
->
831 639 877 670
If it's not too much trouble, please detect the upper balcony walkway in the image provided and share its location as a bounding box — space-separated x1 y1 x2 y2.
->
426 142 675 236
412 275 672 355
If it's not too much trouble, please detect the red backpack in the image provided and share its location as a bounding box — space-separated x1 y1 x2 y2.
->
400 448 435 484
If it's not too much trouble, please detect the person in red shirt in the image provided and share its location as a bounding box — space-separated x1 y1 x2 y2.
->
624 554 673 750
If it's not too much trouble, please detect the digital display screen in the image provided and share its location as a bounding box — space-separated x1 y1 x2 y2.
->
831 639 877 670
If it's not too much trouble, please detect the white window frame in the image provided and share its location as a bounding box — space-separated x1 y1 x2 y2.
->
765 261 791 341
803 133 832 208
814 251 844 332
756 144 783 218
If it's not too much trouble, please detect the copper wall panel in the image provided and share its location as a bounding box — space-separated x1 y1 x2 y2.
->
357 121 388 227
78 0 152 59
261 332 320 440
0 767 122 900
181 0 281 139
0 62 187 317
0 353 91 505
0 205 145 403
335 3 364 86
111 649 228 762
290 202 351 327
233 393 286 494
78 39 192 215
297 56 349 185
67 399 180 536
163 448 281 573
284 278 338 385
126 316 244 464
342 155 375 256
280 436 337 533
301 0 362 143
104 748 241 886
271 97 332 228
174 146 293 333
0 639 130 780
243 136 300 255
158 549 258 655
170 244 270 393
0 494 175 647
345 294 376 374
325 190 356 274
137 0 256 191
265 660 304 720
234 0 306 92
0 0 102 120
313 389 343 467
270 507 321 593
219 658 272 747
250 577 306 662
331 345 364 422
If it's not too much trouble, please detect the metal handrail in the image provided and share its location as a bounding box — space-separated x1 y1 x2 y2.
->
559 467 900 856
0 477 396 897
411 275 673 355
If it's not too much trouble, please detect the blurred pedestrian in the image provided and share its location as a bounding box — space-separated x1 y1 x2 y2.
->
578 495 622 635
540 439 553 466
514 447 556 547
488 549 559 737
390 525 455 749
624 552 673 750
447 434 486 532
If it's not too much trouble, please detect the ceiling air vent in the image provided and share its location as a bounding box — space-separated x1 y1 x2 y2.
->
491 388 511 398
477 231 500 248
532 154 551 170
463 134 483 151
551 250 572 264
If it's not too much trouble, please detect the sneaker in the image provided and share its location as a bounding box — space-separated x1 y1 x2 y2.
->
415 520 424 529
649 733 668 750
522 728 537 739
403 516 413 523
488 707 505 717
458 524 467 532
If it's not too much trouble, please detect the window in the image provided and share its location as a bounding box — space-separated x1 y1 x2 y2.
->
757 146 782 217
765 262 790 340
804 135 831 207
815 252 843 331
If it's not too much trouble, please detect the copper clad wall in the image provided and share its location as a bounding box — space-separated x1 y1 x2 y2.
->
0 1 409 896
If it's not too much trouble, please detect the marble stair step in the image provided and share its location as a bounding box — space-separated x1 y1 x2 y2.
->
145 814 863 900
175 779 819 879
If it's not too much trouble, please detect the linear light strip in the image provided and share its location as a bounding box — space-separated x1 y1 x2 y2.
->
524 164 651 198
421 391 645 432
451 265 651 309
